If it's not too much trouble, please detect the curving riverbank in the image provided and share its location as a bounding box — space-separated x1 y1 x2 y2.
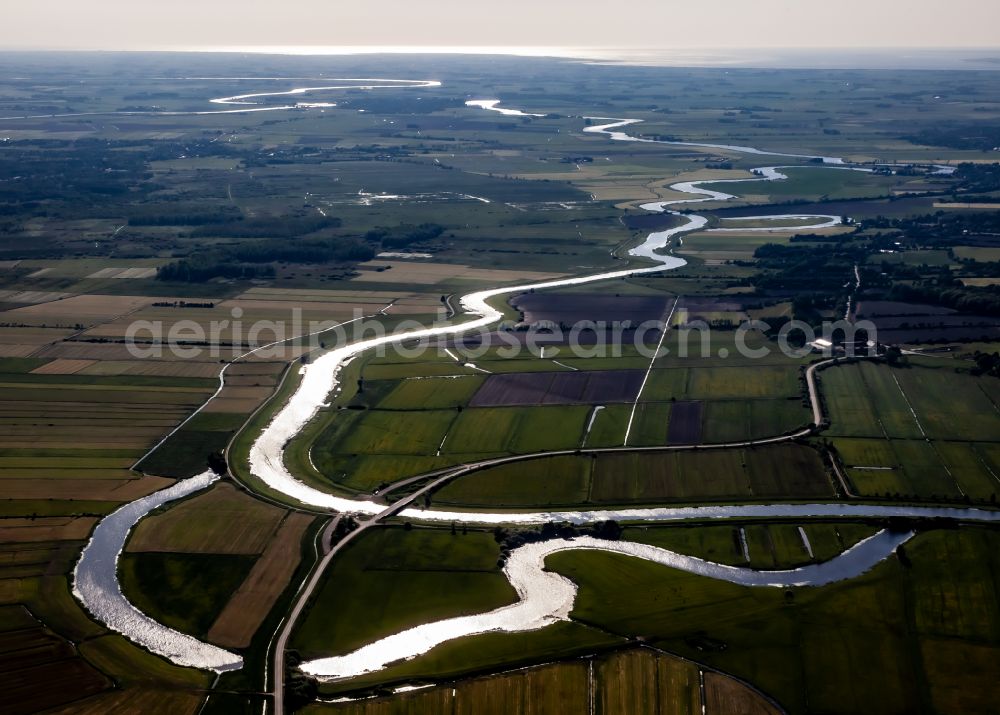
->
73 92 974 680
582 116 847 164
464 99 545 117
212 79 441 106
300 529 913 681
72 470 243 672
246 216 690 516
245 103 863 519
0 78 440 121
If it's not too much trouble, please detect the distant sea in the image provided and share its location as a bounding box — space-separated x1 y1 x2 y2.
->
161 46 1000 70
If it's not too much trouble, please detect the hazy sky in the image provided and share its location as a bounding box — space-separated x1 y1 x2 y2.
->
2 0 998 51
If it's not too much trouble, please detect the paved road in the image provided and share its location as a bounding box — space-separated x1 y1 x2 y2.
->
268 354 860 712
272 515 342 714
376 356 848 504
270 466 500 715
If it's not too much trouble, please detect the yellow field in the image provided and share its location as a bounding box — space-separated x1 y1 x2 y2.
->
0 517 98 543
0 476 171 501
29 359 97 375
704 671 781 715
350 260 566 286
599 649 701 715
308 648 779 715
2 294 154 325
207 512 314 647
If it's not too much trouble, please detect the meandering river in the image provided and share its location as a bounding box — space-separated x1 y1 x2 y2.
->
72 470 243 672
302 529 915 680
72 90 984 676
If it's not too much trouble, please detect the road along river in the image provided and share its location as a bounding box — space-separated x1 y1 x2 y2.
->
72 94 988 677
247 105 872 519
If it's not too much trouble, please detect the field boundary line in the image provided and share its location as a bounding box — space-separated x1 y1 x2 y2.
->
623 297 679 446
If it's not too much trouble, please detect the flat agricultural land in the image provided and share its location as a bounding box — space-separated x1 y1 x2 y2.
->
292 526 517 659
1 605 111 715
3 55 1000 714
822 361 1000 499
512 292 673 325
303 333 811 493
0 356 219 510
625 522 877 569
351 260 566 286
207 512 314 648
545 527 1000 715
432 444 834 509
307 647 774 715
119 551 257 638
469 369 645 406
126 482 286 555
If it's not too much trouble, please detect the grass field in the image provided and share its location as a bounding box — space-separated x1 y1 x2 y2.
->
295 323 816 493
309 400 595 491
823 361 1000 499
2 56 1000 714
546 527 1000 715
622 522 877 568
433 444 833 508
292 526 517 659
306 526 997 713
699 167 907 202
376 375 485 409
118 552 257 638
126 482 286 555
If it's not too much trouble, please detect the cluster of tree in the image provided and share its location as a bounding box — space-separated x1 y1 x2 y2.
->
284 650 318 711
887 282 1000 317
365 223 445 249
156 221 446 283
861 210 1000 245
189 215 342 239
151 301 216 308
903 125 1000 152
227 236 374 265
750 242 866 293
954 162 1000 193
0 140 150 200
955 259 1000 278
789 232 854 243
156 257 276 283
971 351 1000 377
127 206 242 226
492 520 623 565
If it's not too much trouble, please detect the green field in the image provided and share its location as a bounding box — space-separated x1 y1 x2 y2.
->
292 527 517 658
823 361 1000 499
306 525 1000 714
118 553 256 638
432 444 833 508
547 527 1000 715
700 167 909 202
3 53 1000 715
624 522 877 567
